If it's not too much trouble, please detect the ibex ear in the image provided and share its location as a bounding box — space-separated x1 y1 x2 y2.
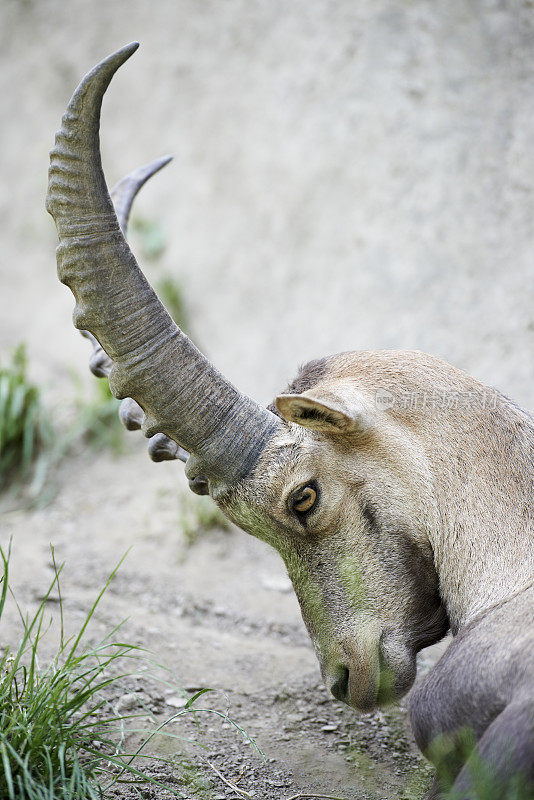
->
275 390 372 436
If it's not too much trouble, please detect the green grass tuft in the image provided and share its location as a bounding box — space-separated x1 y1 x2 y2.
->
178 490 232 547
66 376 125 456
0 547 152 799
131 217 167 261
428 726 534 800
0 546 262 799
156 276 190 334
0 344 50 491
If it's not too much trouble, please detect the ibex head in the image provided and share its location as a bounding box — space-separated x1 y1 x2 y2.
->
219 351 453 710
47 45 532 719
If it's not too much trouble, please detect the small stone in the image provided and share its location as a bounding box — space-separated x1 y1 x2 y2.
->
166 695 189 708
321 724 338 732
116 693 139 712
286 712 301 723
193 777 212 790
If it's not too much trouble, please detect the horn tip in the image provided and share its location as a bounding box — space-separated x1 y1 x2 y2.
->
108 41 140 69
141 154 174 180
122 41 140 57
94 41 140 75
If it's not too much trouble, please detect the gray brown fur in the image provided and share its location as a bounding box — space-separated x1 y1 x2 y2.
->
268 357 331 414
266 351 534 798
411 586 534 797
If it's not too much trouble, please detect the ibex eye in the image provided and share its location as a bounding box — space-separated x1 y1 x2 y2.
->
291 482 318 517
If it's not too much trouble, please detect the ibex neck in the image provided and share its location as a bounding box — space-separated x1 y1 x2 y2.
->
429 397 534 634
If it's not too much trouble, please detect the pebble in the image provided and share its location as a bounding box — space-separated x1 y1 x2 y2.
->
166 695 189 708
321 724 338 732
115 693 139 712
194 777 212 790
286 712 301 723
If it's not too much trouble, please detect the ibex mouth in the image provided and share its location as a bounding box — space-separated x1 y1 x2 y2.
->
326 661 379 711
325 632 416 711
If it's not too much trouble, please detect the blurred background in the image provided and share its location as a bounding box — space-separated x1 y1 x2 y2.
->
1 0 533 410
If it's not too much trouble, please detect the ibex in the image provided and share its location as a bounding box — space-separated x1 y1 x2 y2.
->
46 44 534 799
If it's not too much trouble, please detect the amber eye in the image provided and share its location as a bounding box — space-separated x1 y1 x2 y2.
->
291 482 318 517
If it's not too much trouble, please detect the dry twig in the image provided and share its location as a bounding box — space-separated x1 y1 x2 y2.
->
284 794 348 800
207 760 254 798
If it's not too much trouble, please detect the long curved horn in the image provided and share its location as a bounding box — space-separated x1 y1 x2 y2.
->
82 154 172 378
110 154 173 234
86 156 189 465
81 328 189 464
46 43 280 488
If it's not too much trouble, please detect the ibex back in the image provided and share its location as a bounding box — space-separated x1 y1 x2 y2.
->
46 44 534 799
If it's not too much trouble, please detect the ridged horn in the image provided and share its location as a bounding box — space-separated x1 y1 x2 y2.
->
46 43 280 488
110 154 173 234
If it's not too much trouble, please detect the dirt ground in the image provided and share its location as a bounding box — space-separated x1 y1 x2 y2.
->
1 434 448 800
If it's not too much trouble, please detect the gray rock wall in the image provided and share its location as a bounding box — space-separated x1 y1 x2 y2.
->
1 0 533 408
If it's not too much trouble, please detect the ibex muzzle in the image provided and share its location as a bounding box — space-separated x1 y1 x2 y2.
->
47 45 534 798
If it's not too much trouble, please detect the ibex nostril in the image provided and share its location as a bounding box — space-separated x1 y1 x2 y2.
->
330 668 350 703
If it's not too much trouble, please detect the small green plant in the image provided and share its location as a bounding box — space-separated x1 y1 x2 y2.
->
0 547 147 798
131 216 167 261
1 357 127 509
427 727 534 800
156 275 190 333
0 344 50 491
178 489 232 547
70 377 124 455
0 546 262 800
